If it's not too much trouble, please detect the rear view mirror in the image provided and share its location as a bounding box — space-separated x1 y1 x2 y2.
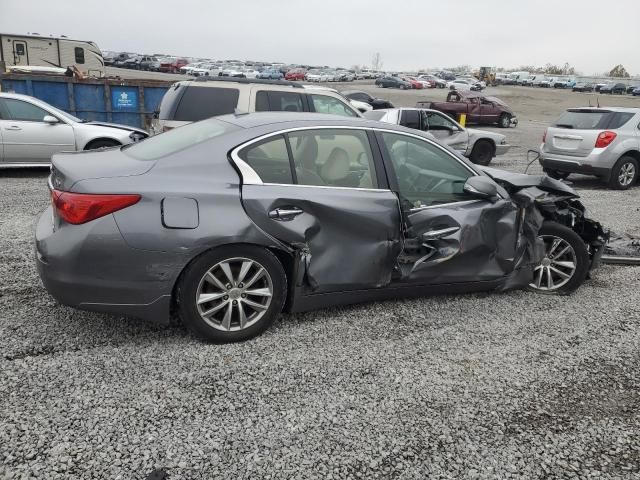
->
43 115 59 124
463 176 498 201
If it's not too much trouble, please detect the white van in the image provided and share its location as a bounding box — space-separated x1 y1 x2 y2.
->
0 33 105 76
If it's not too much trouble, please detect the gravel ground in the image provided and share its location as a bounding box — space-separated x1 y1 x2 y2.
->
1 86 640 479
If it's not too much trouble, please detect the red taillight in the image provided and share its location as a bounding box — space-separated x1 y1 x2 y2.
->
542 129 547 143
595 131 617 148
51 190 141 225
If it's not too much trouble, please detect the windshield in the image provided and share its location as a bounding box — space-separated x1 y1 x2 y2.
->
553 110 611 130
123 118 239 160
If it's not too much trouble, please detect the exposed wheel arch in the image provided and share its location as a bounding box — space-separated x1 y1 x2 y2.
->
83 138 122 150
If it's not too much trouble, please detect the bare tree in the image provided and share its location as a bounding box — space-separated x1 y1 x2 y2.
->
609 64 630 78
371 52 383 71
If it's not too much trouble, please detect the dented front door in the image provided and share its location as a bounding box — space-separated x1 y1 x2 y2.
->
376 130 520 285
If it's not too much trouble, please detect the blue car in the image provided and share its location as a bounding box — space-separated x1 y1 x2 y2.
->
258 69 283 80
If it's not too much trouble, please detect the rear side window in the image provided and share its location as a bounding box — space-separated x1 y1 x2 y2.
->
309 94 358 117
607 112 634 129
74 47 85 64
123 118 238 160
400 110 420 129
239 135 293 184
255 91 304 112
171 86 240 121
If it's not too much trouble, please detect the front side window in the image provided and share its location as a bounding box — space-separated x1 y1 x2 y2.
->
309 95 358 117
255 91 304 112
288 129 377 188
380 132 473 208
239 135 293 184
422 111 458 131
74 47 85 64
2 99 50 122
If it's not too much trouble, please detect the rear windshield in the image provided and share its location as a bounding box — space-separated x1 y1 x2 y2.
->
553 110 634 130
123 118 238 160
161 85 240 122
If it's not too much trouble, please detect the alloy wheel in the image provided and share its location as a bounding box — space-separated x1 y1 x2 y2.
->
529 235 577 291
618 162 636 187
195 257 273 332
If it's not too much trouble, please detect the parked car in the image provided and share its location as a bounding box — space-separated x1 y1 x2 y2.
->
572 82 595 92
520 75 538 86
539 107 640 189
180 62 205 75
365 107 510 165
257 69 284 80
375 76 412 89
402 77 424 89
419 75 446 88
112 53 134 69
138 56 160 71
305 69 329 82
36 112 606 342
594 83 608 92
419 90 517 128
539 77 556 88
532 76 547 87
340 90 394 110
159 57 189 73
0 92 148 166
190 63 222 77
633 87 640 96
154 77 360 133
626 85 640 94
554 78 576 89
600 83 626 94
285 68 307 81
336 70 355 82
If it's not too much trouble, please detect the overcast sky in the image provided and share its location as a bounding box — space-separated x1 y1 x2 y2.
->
1 0 638 75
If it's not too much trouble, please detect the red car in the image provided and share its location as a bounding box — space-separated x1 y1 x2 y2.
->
285 68 307 81
402 77 424 89
159 57 189 73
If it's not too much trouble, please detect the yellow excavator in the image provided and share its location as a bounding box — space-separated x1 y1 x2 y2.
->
475 67 496 86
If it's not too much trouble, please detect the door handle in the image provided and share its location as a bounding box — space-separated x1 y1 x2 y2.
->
268 207 304 220
5 125 22 131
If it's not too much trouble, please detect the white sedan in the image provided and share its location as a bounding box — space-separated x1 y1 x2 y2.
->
0 92 148 167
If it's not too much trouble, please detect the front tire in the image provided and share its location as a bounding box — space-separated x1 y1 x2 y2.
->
528 222 590 295
469 140 494 166
608 156 638 190
498 113 511 128
177 245 287 342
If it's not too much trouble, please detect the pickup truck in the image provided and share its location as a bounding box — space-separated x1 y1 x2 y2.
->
418 90 517 128
364 107 511 165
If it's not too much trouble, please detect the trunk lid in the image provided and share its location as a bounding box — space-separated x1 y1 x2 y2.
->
50 147 156 192
543 109 612 158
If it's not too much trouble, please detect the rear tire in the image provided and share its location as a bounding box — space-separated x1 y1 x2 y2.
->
528 221 590 295
177 245 287 342
608 156 638 190
469 140 494 166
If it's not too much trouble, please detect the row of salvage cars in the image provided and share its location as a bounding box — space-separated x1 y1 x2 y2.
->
32 78 611 341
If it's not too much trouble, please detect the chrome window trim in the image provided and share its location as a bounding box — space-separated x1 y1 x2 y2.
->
229 125 479 189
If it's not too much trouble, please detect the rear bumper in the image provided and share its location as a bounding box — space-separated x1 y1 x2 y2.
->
539 146 614 178
35 207 181 324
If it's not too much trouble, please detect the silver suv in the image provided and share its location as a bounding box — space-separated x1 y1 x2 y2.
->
539 107 640 189
154 77 361 134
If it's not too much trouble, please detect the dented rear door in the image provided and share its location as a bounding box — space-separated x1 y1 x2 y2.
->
235 128 402 294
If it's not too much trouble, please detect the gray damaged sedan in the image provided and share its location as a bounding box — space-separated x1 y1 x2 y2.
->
36 113 608 342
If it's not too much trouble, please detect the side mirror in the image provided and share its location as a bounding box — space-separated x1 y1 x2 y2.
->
43 115 59 124
463 176 498 202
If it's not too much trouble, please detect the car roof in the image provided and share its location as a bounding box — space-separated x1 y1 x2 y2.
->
215 112 433 136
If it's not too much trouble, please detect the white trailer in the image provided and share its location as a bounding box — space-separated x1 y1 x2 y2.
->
0 33 105 76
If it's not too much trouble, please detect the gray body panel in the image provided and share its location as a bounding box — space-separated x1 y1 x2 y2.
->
35 113 605 324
